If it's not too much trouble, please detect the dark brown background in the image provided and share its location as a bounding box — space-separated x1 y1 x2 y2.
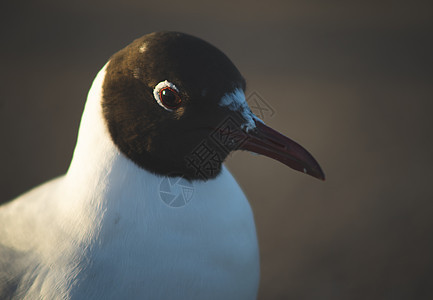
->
1 1 432 299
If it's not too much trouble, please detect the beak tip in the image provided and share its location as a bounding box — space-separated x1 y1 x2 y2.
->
312 173 326 181
306 166 325 181
317 169 326 181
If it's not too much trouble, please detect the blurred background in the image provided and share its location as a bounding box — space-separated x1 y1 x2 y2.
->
1 0 432 299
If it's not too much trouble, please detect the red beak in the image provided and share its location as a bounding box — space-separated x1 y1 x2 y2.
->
239 120 325 180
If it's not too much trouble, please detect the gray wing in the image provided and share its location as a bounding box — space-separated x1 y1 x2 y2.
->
0 244 20 299
0 177 63 299
0 244 37 299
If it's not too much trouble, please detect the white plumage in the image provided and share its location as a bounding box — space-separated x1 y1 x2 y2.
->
0 64 260 299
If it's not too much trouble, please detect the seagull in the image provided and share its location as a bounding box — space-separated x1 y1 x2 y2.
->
0 31 324 300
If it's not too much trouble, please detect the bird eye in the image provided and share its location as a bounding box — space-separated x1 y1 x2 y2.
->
159 87 181 109
153 81 182 111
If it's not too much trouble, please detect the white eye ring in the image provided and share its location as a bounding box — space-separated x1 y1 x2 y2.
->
153 80 181 111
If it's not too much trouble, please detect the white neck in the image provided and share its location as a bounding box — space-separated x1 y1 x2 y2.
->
53 63 259 299
66 63 119 186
